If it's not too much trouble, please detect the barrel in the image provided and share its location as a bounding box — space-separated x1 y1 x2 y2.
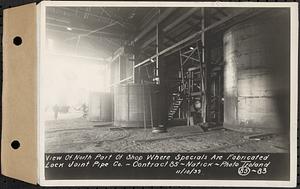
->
223 12 290 133
113 84 160 127
88 92 112 122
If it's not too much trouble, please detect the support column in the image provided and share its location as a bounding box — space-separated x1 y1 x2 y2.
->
156 22 168 127
133 47 142 84
200 8 207 124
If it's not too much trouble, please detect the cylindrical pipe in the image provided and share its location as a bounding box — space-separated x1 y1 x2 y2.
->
88 92 112 122
223 12 290 133
114 84 160 128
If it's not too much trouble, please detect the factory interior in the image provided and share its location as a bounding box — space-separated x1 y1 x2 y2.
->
44 7 290 153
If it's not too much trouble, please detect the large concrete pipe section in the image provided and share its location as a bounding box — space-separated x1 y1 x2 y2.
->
88 92 112 122
114 84 160 127
223 12 290 133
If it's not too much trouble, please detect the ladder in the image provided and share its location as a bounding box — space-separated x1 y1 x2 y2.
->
167 92 184 120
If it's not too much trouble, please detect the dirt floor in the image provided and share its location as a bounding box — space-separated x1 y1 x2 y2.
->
45 118 289 153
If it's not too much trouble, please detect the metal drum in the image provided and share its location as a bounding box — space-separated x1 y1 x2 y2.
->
114 84 160 128
88 92 112 122
223 13 290 132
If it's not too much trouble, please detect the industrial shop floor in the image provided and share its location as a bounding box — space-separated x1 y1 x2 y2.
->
45 118 289 153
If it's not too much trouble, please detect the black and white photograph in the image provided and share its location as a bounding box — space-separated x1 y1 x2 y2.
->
37 1 298 187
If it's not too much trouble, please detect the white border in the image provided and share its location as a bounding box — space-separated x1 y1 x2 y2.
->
38 1 46 185
37 1 298 187
36 1 41 184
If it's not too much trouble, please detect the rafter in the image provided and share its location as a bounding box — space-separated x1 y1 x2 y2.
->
134 8 176 43
134 8 262 68
47 21 128 41
187 21 202 31
163 8 199 32
215 8 228 17
62 21 119 42
58 7 135 30
165 36 177 44
138 8 199 50
100 7 135 29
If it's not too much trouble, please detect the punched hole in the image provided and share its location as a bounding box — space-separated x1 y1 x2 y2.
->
13 36 22 46
11 140 20 149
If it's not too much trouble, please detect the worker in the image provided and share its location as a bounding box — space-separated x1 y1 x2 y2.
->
81 103 88 118
191 99 202 126
53 104 59 120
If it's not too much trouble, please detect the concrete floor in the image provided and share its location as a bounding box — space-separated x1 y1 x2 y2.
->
45 118 289 153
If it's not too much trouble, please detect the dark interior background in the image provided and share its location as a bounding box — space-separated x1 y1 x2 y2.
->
0 0 299 188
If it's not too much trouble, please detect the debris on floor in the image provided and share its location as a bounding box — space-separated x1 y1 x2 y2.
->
45 118 289 153
243 132 278 140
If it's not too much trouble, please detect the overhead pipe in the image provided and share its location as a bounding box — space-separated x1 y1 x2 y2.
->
134 8 264 69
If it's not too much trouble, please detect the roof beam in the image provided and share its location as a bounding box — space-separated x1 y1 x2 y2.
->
163 8 199 32
172 26 194 40
140 36 156 49
47 22 129 42
187 21 202 31
134 8 264 68
62 22 122 42
215 8 228 17
138 8 199 49
134 8 176 43
47 27 127 42
165 36 177 44
140 8 159 28
192 14 202 21
59 7 135 30
100 8 135 29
